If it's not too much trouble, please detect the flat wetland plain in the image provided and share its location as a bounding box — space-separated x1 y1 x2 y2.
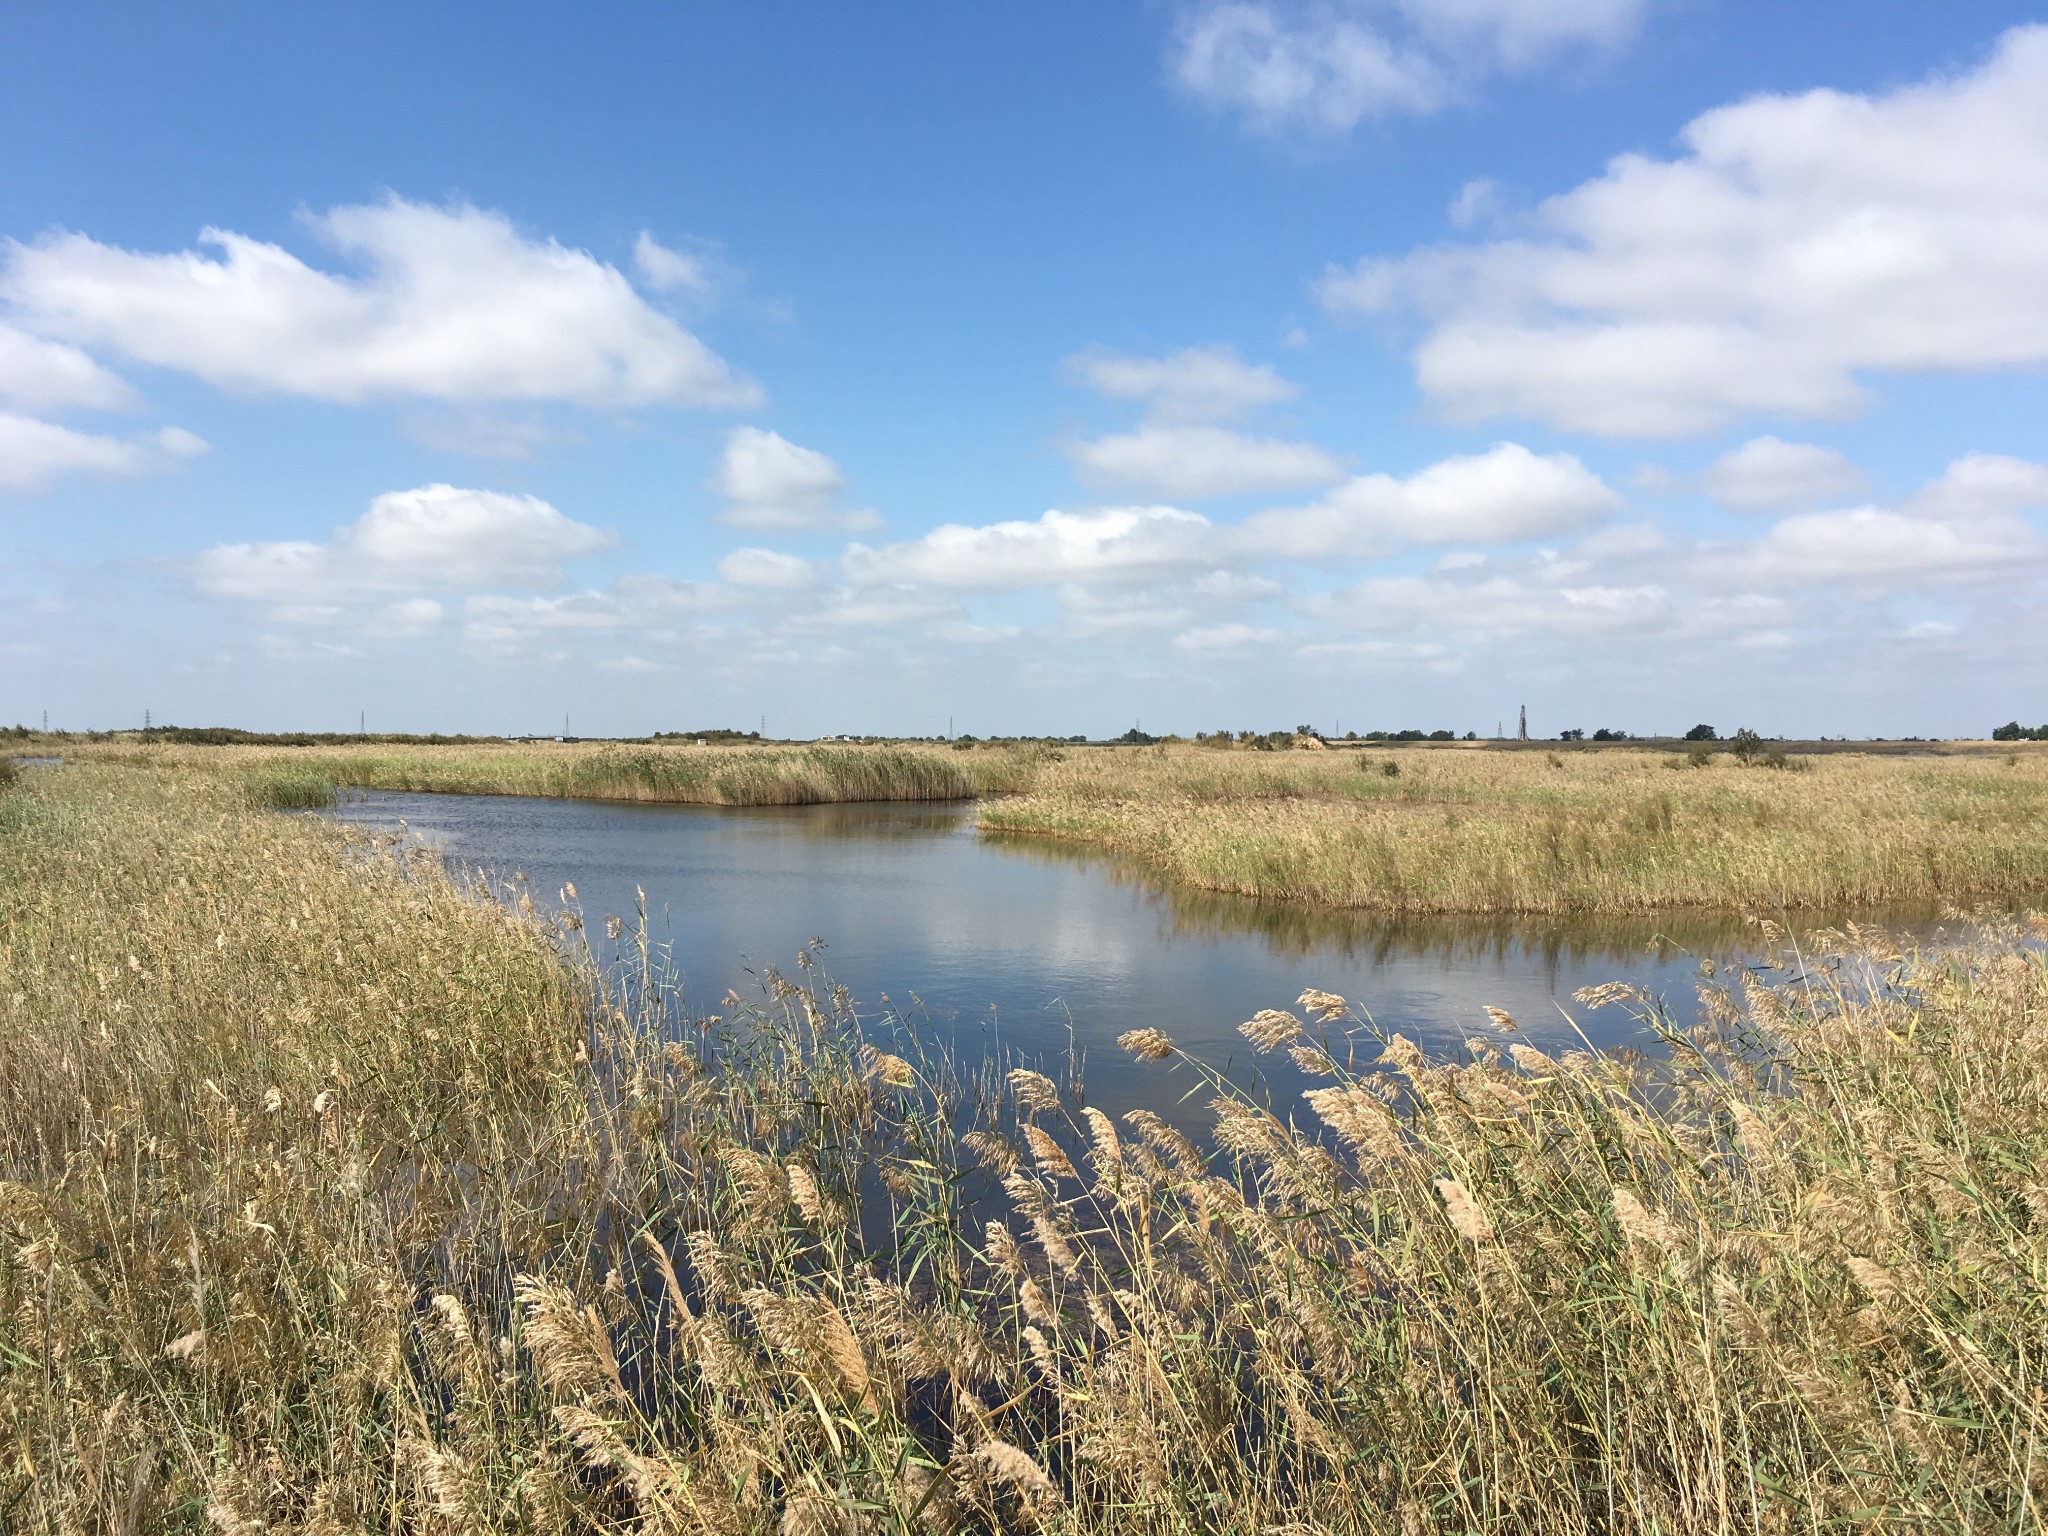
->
4 744 2047 1530
63 731 2048 914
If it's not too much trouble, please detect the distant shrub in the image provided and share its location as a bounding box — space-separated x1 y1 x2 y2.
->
1684 724 1719 742
1592 727 1629 741
652 727 762 742
1730 727 1764 764
1686 744 1713 768
1559 728 1585 742
0 759 16 791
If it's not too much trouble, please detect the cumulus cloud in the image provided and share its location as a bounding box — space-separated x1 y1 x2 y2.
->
0 413 207 491
1066 344 1297 423
1171 0 1648 132
1746 509 2039 584
0 322 135 410
1715 453 2048 587
712 425 881 531
844 505 1219 589
1901 453 2048 520
1322 26 2048 435
1244 442 1618 557
2 197 759 409
717 547 823 588
193 484 615 609
1703 437 1866 511
1068 424 1342 497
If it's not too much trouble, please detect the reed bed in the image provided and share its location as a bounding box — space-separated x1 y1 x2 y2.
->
3 761 2045 1530
64 739 1053 811
981 743 2048 914
52 735 2048 914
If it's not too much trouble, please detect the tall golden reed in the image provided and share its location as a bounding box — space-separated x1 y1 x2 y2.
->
2 759 2044 1531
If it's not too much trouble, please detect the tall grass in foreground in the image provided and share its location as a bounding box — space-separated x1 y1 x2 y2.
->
981 744 2048 913
3 764 2046 1531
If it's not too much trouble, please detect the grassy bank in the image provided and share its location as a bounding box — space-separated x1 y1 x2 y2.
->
981 743 2048 914
3 761 2045 1530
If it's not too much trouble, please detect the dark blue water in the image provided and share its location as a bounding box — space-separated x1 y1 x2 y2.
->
323 790 1817 1117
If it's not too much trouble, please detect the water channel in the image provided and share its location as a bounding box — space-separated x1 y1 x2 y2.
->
323 789 1895 1119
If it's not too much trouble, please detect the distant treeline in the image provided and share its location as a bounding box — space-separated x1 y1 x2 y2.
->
1993 721 2048 741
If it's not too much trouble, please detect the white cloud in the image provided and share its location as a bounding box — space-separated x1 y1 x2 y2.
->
401 410 581 460
929 620 1024 645
788 591 961 630
1244 442 1618 556
0 322 135 410
1171 0 1647 132
1068 424 1342 497
1703 437 1866 511
378 598 445 636
193 484 615 607
1323 26 2048 435
601 654 662 673
1901 453 2048 519
1175 621 1282 652
844 505 1219 589
712 425 880 531
717 547 823 588
613 573 744 616
1746 507 2039 584
1903 619 1959 642
448 575 754 654
632 232 714 297
1702 453 2048 588
258 634 360 663
0 412 207 491
3 197 759 409
1064 345 1296 423
1321 571 1672 640
1447 177 1504 230
460 592 628 653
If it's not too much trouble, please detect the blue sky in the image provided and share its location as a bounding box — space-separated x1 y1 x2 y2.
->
4 1 2046 738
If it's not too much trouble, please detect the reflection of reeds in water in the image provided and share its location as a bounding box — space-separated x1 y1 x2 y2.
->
985 822 1973 979
7 760 2048 1532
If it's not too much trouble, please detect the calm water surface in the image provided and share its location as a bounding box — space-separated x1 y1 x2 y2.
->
324 789 1859 1115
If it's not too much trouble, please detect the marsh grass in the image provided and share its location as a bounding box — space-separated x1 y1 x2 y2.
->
981 744 2048 914
4 761 2047 1531
62 737 2048 914
72 739 1051 809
